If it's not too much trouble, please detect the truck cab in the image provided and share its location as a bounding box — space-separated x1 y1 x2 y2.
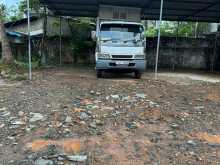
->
94 6 146 78
95 21 146 78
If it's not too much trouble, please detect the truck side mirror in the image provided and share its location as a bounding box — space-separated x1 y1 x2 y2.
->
91 31 97 41
141 32 146 40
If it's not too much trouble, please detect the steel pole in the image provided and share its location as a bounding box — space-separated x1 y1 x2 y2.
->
59 16 62 66
155 0 164 79
27 0 32 80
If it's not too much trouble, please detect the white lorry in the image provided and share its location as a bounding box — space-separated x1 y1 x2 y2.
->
94 5 146 78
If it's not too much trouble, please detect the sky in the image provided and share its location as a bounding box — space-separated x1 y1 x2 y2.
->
4 0 20 8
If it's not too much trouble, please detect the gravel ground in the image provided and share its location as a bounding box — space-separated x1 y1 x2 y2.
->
0 67 220 165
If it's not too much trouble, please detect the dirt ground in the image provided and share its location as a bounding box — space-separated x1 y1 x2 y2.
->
1 67 220 165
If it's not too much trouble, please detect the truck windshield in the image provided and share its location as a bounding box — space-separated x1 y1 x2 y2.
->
100 24 144 46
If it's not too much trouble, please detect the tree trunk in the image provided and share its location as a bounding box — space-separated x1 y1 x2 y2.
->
0 16 14 64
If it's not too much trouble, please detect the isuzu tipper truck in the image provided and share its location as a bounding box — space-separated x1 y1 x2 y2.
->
94 5 146 78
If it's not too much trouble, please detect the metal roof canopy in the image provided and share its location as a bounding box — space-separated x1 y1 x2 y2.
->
37 0 220 79
40 0 220 23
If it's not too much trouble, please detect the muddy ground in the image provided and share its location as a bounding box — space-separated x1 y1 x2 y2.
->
0 67 220 165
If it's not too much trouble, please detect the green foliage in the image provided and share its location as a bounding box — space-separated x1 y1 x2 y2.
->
0 4 6 21
8 5 23 21
0 63 26 80
146 21 209 38
0 2 23 21
15 60 40 70
19 0 40 13
145 26 157 37
68 19 95 63
1 0 42 21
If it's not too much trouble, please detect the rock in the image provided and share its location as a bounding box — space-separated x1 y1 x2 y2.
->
11 120 25 125
122 96 131 101
170 123 179 129
67 155 87 162
189 151 196 156
90 90 95 94
112 111 122 117
86 105 98 110
30 113 44 122
148 101 159 108
96 92 101 95
46 104 51 108
79 112 89 120
7 136 15 140
0 110 10 117
57 156 65 161
187 140 196 146
15 160 34 165
95 119 103 125
194 106 205 111
0 124 5 128
8 160 15 164
35 158 54 165
0 107 7 111
110 95 120 99
126 122 138 129
18 111 25 117
89 122 97 128
65 116 72 123
136 93 146 99
20 91 26 95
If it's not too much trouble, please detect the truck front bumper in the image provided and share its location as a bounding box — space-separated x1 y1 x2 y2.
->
96 59 146 71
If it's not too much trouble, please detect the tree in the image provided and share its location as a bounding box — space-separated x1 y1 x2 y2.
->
0 4 14 64
18 0 40 14
145 21 209 38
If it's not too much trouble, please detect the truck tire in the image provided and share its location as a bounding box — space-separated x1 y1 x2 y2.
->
96 70 102 78
135 71 142 79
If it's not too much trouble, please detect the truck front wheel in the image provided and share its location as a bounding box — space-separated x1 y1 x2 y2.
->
134 71 142 79
96 70 102 78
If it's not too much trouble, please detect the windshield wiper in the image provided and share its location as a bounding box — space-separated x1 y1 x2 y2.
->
123 39 140 43
100 38 112 42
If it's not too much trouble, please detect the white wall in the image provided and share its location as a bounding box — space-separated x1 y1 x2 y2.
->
99 5 141 22
209 23 219 32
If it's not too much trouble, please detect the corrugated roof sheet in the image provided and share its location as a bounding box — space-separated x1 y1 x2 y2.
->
40 0 220 22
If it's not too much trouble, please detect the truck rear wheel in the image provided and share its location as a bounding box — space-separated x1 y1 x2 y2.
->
134 71 142 79
96 70 102 78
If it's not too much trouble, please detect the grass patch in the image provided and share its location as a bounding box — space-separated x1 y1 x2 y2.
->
0 59 41 81
0 62 26 81
14 60 40 70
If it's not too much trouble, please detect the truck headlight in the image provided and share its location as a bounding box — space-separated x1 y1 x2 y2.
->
97 53 110 59
135 55 145 59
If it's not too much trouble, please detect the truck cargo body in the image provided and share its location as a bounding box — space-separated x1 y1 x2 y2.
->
95 6 146 78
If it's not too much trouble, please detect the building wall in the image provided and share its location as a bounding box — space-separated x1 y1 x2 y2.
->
99 5 141 22
146 37 210 69
209 23 220 33
46 16 72 37
6 16 72 37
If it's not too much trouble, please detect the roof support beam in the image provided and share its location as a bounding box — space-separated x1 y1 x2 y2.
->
27 0 32 80
141 0 153 15
181 1 220 20
40 0 220 22
155 0 164 79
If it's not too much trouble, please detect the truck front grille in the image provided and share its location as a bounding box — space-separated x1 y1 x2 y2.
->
112 55 133 59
